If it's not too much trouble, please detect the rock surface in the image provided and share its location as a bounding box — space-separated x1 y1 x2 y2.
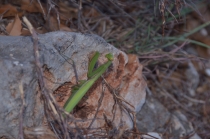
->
0 31 147 138
170 110 201 139
136 95 202 139
136 96 171 132
68 54 146 131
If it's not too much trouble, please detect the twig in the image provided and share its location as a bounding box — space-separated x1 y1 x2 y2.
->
37 0 46 19
181 93 205 104
101 76 139 137
169 40 188 54
88 80 105 129
49 121 61 139
138 40 188 60
152 78 200 117
102 76 134 109
78 0 83 31
108 0 135 25
23 16 70 139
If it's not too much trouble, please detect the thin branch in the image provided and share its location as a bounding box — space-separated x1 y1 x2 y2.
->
23 16 71 139
37 0 46 19
88 81 105 128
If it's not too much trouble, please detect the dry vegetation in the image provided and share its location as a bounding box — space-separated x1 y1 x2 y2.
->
0 0 210 138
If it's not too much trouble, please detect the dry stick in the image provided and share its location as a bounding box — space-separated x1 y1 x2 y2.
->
72 60 79 84
101 77 140 137
153 78 200 117
37 0 46 19
103 113 113 138
102 76 134 109
111 91 117 122
78 0 83 31
108 0 135 25
49 121 61 139
0 10 9 35
88 81 105 129
22 16 70 139
49 93 58 115
46 1 52 19
79 6 92 33
165 21 175 37
173 84 206 105
181 93 205 104
81 14 93 33
138 40 188 59
169 40 188 54
159 0 166 36
46 1 61 30
166 7 178 23
161 63 179 84
18 81 26 139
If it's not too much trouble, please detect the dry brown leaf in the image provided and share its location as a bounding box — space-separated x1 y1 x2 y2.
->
0 4 20 17
6 14 22 36
6 22 13 33
48 16 59 31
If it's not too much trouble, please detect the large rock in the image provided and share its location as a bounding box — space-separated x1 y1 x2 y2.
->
136 95 201 139
136 96 171 132
0 32 146 138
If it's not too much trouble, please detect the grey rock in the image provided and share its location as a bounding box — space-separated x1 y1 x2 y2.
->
170 110 201 139
136 94 201 139
136 96 171 132
0 31 146 138
0 32 120 138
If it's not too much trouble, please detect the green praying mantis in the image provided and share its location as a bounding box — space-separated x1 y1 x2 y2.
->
64 52 114 113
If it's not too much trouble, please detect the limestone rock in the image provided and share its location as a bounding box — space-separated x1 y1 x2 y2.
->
0 31 146 138
136 96 171 132
136 95 202 139
170 110 201 139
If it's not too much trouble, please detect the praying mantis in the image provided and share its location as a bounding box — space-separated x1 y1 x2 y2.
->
64 52 114 113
